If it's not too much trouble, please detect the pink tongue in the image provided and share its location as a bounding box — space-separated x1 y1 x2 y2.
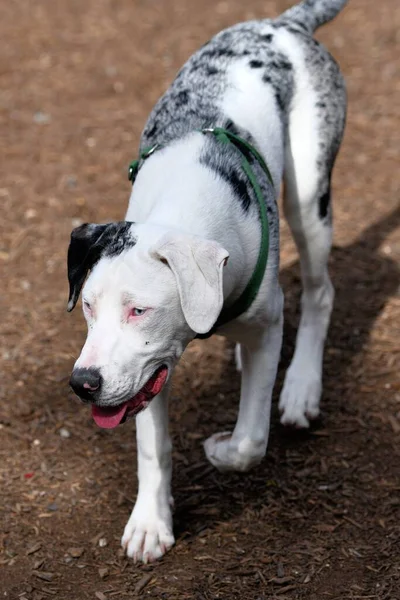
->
91 367 168 429
92 403 128 429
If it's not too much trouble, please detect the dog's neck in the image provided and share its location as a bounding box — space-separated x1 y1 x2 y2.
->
125 133 263 306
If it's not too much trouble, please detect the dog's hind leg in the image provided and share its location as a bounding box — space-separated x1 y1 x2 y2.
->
279 44 346 428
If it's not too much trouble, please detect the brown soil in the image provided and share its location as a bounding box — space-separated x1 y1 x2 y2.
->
1 0 399 599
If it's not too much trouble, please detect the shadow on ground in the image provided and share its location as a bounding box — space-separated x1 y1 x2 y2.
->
171 205 400 539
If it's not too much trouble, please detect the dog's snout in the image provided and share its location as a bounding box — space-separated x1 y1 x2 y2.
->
70 367 102 402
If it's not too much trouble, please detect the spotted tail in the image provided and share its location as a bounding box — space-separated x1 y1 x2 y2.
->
277 0 348 33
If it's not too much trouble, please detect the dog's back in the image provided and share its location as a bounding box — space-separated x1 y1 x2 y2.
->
141 0 347 158
134 0 348 429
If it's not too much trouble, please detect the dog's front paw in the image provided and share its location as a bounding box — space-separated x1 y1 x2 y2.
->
121 498 174 563
204 431 266 472
279 372 321 428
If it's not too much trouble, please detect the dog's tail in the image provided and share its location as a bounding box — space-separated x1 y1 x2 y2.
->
276 0 348 34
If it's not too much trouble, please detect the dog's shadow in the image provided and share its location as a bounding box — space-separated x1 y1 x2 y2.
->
171 206 400 539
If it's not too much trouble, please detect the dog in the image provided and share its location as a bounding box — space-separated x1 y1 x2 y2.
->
67 0 347 563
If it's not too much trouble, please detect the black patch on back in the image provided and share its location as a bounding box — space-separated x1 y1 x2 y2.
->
201 152 252 213
260 33 273 42
225 119 240 135
176 89 190 106
249 60 264 68
205 47 236 60
273 20 308 34
319 187 331 219
144 121 158 139
270 59 292 71
227 170 252 212
206 66 219 75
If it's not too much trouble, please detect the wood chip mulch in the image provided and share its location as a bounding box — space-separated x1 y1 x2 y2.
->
1 0 399 598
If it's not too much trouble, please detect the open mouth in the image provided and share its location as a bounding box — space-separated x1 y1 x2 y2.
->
91 365 168 429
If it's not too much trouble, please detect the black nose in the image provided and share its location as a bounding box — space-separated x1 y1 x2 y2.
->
69 367 102 402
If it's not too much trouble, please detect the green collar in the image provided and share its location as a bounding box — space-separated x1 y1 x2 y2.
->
128 127 273 339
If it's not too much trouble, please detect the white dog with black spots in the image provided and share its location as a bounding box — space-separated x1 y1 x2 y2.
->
67 0 347 563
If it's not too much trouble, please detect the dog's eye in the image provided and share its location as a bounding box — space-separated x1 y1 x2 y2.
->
83 300 91 312
130 307 147 317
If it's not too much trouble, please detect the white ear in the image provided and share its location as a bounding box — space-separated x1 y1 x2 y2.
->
151 233 229 334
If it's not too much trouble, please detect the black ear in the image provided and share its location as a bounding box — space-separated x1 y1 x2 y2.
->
67 223 109 312
67 221 136 312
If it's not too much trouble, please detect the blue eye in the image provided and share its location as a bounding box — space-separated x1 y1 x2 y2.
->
131 307 146 317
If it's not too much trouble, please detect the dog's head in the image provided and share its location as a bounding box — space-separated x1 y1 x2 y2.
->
67 221 228 428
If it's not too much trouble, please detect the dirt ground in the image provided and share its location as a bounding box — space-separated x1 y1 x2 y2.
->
1 0 399 598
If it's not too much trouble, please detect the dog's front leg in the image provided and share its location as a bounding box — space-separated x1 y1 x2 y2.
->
204 293 283 472
122 388 174 562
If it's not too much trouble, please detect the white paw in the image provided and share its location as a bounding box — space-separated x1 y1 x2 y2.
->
121 499 174 563
279 373 321 428
204 431 266 472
